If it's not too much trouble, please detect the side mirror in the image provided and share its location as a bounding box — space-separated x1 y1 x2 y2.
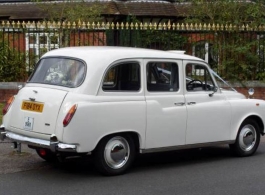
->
213 86 218 92
209 86 218 97
248 88 254 99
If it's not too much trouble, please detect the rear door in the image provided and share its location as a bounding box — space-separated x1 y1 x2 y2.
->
9 86 68 135
145 59 187 149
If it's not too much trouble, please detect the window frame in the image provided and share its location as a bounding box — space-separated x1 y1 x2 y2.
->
185 62 216 92
28 56 86 88
101 61 142 93
146 61 179 93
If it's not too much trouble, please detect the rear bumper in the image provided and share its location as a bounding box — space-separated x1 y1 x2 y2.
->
0 125 77 153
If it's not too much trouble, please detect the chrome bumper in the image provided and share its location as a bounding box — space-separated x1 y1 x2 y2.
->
0 125 77 153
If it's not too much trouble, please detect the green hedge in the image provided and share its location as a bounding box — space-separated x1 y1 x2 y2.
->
0 43 28 82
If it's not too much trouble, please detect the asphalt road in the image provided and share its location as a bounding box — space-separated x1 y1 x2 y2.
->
1 138 265 195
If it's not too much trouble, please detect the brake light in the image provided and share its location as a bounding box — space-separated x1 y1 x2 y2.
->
63 104 77 127
39 149 47 156
3 96 15 115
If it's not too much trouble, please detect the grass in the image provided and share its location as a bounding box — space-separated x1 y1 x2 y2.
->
0 103 3 124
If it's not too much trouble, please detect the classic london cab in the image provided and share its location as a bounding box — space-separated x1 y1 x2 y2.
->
1 46 264 175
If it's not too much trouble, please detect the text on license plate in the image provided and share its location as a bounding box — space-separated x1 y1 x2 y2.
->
24 116 34 130
21 101 44 113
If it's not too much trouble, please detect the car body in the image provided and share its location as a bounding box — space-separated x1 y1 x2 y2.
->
1 46 264 175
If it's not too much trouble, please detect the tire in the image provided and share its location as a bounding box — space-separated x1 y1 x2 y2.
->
36 148 57 162
230 119 260 157
94 134 136 176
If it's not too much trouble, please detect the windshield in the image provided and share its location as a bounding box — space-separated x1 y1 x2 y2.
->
210 70 236 91
29 58 86 88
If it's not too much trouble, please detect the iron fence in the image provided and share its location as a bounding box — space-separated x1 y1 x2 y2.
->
1 21 265 81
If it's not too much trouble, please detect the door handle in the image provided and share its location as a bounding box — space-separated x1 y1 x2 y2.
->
174 102 185 106
187 102 196 105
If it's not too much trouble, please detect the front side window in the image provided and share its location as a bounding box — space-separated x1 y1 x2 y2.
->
29 58 85 88
103 62 140 91
186 63 215 91
147 62 179 92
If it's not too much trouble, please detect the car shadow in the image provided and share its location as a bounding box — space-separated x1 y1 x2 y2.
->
49 145 235 176
134 145 232 168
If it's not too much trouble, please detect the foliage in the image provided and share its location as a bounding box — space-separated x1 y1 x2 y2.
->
110 29 187 50
137 30 188 50
216 33 260 80
185 0 265 81
186 0 265 26
0 35 28 82
34 0 104 23
31 0 105 55
112 16 188 50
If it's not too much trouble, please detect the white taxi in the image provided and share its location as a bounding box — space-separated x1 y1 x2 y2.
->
1 46 264 175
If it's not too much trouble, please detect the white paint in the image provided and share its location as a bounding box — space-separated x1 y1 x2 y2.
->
3 46 265 153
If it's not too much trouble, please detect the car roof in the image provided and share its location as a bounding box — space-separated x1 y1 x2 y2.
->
42 46 204 63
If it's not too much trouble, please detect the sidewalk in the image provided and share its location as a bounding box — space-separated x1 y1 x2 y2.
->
0 140 47 174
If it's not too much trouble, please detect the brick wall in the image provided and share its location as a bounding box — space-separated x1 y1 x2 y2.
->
234 87 265 100
0 83 24 103
0 89 19 103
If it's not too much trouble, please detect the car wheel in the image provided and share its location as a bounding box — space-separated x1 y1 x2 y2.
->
230 119 260 157
94 134 136 176
36 148 57 162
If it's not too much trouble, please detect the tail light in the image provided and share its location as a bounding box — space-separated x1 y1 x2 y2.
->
3 96 15 115
39 149 47 156
63 104 77 127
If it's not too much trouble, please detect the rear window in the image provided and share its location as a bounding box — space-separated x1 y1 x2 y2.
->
29 58 86 88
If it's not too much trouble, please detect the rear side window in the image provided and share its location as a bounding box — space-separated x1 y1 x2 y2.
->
147 62 179 92
103 62 140 91
29 58 85 88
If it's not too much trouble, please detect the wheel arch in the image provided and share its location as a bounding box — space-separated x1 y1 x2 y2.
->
230 115 262 157
240 115 264 135
93 131 141 153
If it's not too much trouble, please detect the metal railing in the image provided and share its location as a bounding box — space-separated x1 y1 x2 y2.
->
1 21 265 81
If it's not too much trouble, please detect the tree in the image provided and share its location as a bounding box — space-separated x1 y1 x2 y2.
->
33 0 104 23
184 0 265 81
185 0 265 25
0 32 27 82
29 0 106 53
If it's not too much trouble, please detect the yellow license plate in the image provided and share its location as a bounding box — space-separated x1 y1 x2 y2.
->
21 101 44 113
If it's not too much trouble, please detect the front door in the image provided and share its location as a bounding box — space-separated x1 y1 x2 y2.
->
145 60 187 149
184 61 232 145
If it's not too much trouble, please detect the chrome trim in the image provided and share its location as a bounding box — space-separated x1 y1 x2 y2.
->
29 97 36 101
239 124 256 152
174 102 185 106
0 124 6 141
104 136 130 169
140 140 235 154
1 130 77 152
0 132 6 141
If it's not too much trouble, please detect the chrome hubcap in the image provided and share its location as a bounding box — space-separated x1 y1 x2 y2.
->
239 124 256 152
104 136 130 169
